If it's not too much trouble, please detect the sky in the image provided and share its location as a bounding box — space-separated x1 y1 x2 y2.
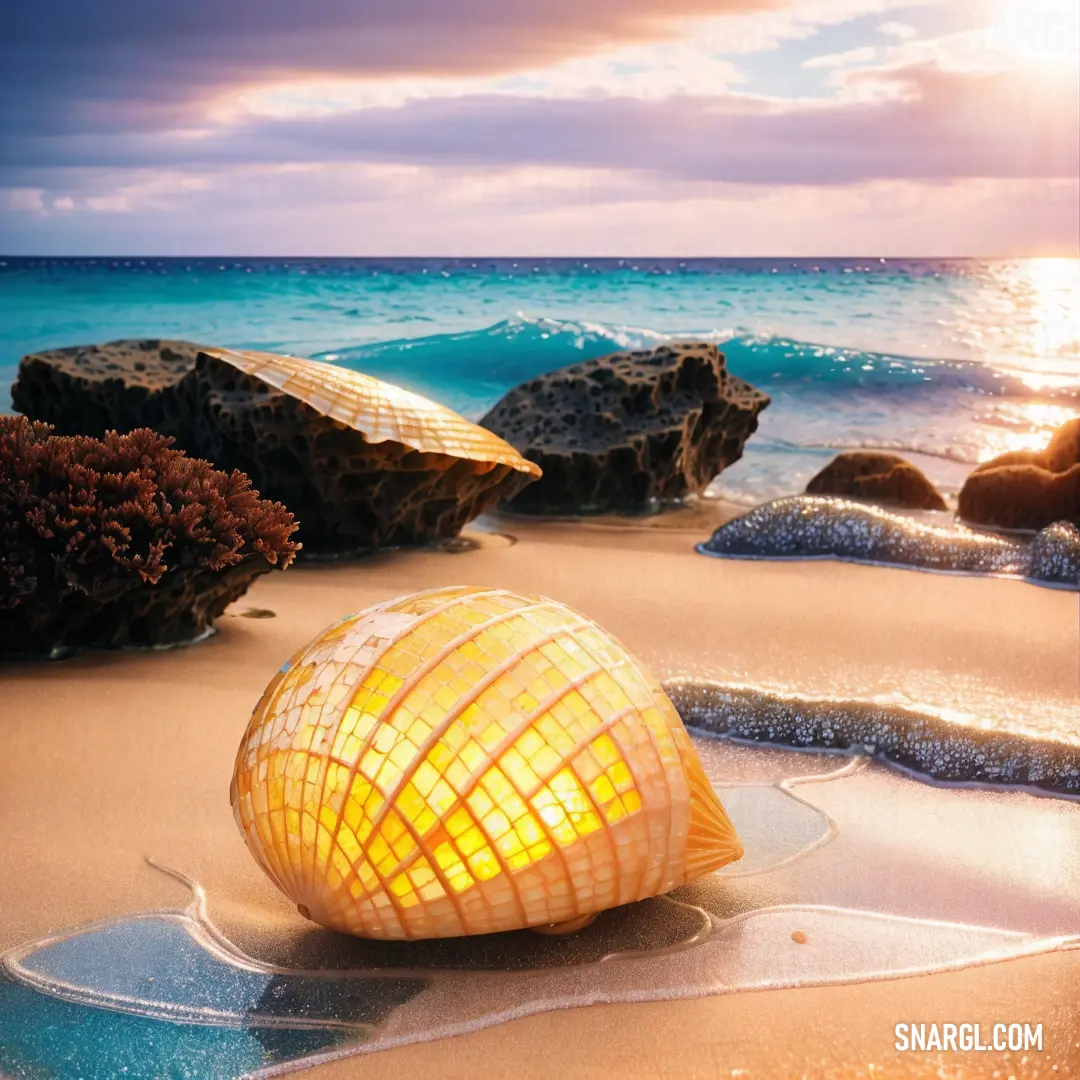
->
0 0 1077 256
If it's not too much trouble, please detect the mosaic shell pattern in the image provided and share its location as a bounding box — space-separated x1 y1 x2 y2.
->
231 586 743 940
201 347 541 476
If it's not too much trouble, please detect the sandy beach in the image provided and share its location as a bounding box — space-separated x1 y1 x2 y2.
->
2 514 1078 1077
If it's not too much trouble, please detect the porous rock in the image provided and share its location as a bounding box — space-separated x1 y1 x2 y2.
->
479 342 769 514
11 338 203 439
805 451 947 511
960 418 1080 529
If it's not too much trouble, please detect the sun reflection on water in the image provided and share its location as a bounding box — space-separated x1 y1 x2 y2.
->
945 258 1080 462
976 400 1080 461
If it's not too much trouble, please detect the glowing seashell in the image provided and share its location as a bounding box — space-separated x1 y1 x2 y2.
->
199 347 540 477
230 586 742 939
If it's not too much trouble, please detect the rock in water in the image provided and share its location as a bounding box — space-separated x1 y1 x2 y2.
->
478 342 769 514
806 451 947 511
12 341 540 556
11 339 203 439
959 418 1080 530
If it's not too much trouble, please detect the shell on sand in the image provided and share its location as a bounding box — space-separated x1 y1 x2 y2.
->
231 586 743 940
200 347 541 476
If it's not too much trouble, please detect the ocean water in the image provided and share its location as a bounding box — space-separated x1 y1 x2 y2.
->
1 256 1077 504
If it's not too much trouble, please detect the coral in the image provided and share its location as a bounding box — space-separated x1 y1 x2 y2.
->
0 417 299 657
805 451 947 511
479 342 769 514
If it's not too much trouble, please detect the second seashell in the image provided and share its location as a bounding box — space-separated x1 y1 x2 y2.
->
231 586 743 939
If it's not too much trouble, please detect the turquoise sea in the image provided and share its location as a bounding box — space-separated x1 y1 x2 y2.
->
1 256 1077 503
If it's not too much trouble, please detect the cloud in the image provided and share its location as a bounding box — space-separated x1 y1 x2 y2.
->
1 0 782 99
803 45 878 68
0 0 1072 256
879 21 918 39
4 60 1074 187
0 0 944 138
1 168 1075 257
5 189 46 214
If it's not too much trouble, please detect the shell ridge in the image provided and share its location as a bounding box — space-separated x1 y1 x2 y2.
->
342 600 570 857
554 633 665 907
540 628 650 909
236 668 299 897
544 620 680 902
293 609 390 911
563 751 624 913
314 590 517 933
682 753 743 875
342 611 595 927
419 642 613 924
413 652 613 927
259 656 316 901
301 582 494 904
302 605 418 898
342 694 639 935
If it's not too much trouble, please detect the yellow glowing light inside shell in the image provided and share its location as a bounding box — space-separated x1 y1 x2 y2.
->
231 586 741 940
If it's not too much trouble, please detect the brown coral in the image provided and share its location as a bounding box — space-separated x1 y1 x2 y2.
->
805 452 947 511
0 417 299 658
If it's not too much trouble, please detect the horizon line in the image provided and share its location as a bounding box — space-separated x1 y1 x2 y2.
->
3 253 1077 262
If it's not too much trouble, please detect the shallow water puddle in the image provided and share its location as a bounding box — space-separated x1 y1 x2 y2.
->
2 738 1077 1080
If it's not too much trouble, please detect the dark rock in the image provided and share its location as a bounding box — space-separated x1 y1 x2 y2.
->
184 351 537 555
959 419 1080 530
11 338 203 439
805 451 947 511
1 418 298 658
12 341 537 556
478 342 769 514
959 463 1080 531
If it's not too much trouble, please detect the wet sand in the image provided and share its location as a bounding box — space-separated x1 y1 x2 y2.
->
1 516 1078 1077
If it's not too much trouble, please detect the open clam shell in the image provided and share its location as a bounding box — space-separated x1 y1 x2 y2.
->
200 347 540 476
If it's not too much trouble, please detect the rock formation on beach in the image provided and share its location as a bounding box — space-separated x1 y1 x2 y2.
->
0 417 299 658
959 418 1080 530
12 340 538 555
478 342 769 514
805 451 947 511
11 338 204 440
